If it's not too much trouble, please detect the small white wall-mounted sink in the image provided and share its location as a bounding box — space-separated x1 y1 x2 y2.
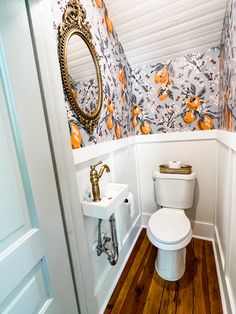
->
82 183 129 219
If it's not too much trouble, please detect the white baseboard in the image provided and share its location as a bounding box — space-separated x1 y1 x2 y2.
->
142 213 214 240
225 276 235 314
213 226 233 314
215 225 225 270
99 214 142 314
191 220 214 240
142 213 151 227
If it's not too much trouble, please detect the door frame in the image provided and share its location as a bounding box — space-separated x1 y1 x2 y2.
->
25 1 94 313
0 0 80 311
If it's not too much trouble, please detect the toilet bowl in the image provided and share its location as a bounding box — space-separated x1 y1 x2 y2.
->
147 170 196 281
147 208 192 281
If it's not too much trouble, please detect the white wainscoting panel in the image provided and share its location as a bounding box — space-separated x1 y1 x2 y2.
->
74 138 141 313
136 138 216 225
226 150 236 313
214 131 236 313
72 130 236 313
215 142 231 270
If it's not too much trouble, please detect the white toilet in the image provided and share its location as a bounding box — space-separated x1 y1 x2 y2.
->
147 170 196 281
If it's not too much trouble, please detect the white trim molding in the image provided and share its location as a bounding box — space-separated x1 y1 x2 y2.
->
73 130 218 166
135 130 217 144
213 227 232 314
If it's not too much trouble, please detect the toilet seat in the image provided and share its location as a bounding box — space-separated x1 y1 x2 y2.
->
148 208 191 244
147 208 192 251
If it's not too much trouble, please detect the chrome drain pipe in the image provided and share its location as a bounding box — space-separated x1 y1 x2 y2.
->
109 214 119 265
97 218 103 256
96 214 119 265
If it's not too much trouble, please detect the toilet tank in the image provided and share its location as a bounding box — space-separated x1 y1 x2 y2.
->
153 170 196 209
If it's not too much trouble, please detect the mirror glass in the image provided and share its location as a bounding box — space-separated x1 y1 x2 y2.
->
66 34 99 117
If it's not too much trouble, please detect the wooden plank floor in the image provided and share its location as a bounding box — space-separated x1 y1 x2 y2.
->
105 229 223 314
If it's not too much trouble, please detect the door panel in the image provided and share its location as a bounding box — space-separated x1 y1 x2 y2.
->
0 36 54 313
2 261 50 314
0 1 78 313
0 74 33 251
1 262 51 313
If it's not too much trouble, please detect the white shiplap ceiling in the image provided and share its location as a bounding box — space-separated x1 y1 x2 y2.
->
105 0 226 68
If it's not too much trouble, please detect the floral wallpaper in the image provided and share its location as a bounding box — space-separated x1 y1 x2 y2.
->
219 0 236 132
131 48 220 135
52 0 221 148
52 0 134 148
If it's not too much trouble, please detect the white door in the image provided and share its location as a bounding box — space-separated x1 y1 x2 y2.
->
0 1 78 313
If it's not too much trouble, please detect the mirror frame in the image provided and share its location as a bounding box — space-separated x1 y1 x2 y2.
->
58 0 103 133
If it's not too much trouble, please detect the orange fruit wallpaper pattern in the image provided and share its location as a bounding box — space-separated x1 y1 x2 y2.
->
183 112 195 124
95 0 103 8
132 47 219 134
55 1 222 148
70 122 82 149
104 9 113 33
218 0 235 131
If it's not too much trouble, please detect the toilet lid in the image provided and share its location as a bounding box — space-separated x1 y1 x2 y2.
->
148 208 191 244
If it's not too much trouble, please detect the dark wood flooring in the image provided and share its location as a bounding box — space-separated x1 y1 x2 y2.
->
105 229 223 314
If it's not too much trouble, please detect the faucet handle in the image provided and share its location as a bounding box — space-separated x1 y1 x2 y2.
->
90 160 102 169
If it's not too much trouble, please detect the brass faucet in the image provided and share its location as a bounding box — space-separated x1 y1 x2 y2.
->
90 161 110 202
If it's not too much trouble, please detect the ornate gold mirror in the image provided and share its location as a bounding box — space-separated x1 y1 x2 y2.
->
58 0 103 133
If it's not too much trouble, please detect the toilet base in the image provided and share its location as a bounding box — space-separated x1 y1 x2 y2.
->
155 247 186 281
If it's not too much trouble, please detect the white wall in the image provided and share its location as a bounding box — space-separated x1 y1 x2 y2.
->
72 130 219 313
73 138 141 313
136 132 217 238
214 131 236 314
71 130 236 314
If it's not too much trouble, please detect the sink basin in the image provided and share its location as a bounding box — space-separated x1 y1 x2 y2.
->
82 183 129 219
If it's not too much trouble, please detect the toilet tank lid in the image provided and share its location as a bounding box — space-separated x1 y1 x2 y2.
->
153 170 196 180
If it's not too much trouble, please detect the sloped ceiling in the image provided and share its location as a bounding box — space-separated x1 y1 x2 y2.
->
105 0 226 68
